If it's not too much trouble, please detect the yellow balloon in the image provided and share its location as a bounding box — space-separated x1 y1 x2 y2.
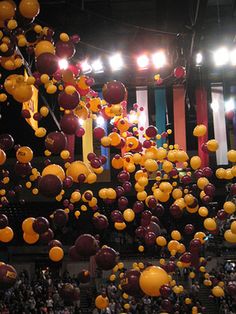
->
227 150 236 162
139 266 169 297
156 236 167 247
12 83 33 103
197 177 209 190
231 221 236 234
0 1 15 21
198 206 208 217
204 218 217 231
223 201 236 214
171 230 181 241
35 40 55 57
168 240 179 251
16 146 33 163
114 222 126 231
49 246 64 262
190 156 201 170
172 188 183 200
144 159 158 172
42 164 65 181
162 160 173 173
19 0 40 19
193 124 207 137
0 227 14 243
22 217 35 235
95 295 109 309
23 232 39 244
66 161 91 183
194 232 206 244
123 208 135 222
212 286 224 297
224 230 236 243
207 139 219 152
0 149 6 166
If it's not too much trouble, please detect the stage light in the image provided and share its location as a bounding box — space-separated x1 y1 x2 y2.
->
213 47 229 66
109 53 123 71
225 98 235 112
211 101 219 112
137 55 149 69
91 59 104 73
128 112 138 124
196 52 203 66
79 118 84 126
230 49 236 65
81 60 92 74
152 51 166 68
58 58 69 70
96 115 105 126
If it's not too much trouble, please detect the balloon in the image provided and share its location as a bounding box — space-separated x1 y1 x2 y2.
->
123 208 135 222
121 269 143 297
204 218 217 231
144 231 156 246
14 162 32 176
145 125 158 138
190 156 201 170
0 264 17 290
227 149 236 162
95 295 109 310
75 234 99 257
45 131 67 154
133 200 144 213
58 90 80 110
139 266 169 297
36 53 58 75
22 217 35 234
0 134 14 151
156 236 167 247
93 215 109 230
184 224 194 235
193 124 207 137
0 214 8 229
0 227 14 243
60 113 80 135
48 240 62 249
78 270 90 284
56 40 75 59
0 1 15 21
23 232 39 244
49 246 64 262
19 0 40 19
160 284 172 298
38 174 62 197
12 82 33 103
53 209 68 227
66 161 92 183
42 164 65 181
212 286 224 297
68 246 81 261
40 228 54 244
207 139 218 152
224 230 236 243
35 40 55 57
102 81 127 104
33 217 49 234
223 201 236 214
16 146 33 163
95 247 118 270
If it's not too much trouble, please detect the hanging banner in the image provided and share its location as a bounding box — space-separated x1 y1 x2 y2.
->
173 85 186 151
82 116 94 163
195 87 209 167
154 88 166 147
211 85 228 165
136 86 149 143
22 70 38 131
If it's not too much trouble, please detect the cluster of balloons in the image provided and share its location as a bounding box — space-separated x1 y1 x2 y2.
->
0 0 236 312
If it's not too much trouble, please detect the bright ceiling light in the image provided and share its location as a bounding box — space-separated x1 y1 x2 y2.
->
81 60 92 74
109 53 123 71
91 59 104 73
96 115 105 126
225 98 235 112
137 55 149 69
211 101 219 112
58 58 69 70
128 112 138 124
152 51 166 68
196 52 203 66
79 118 84 126
213 47 229 66
230 49 236 65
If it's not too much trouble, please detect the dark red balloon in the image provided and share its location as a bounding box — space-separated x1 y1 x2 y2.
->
0 134 14 151
14 162 32 176
58 90 80 110
160 284 172 298
36 53 59 75
68 245 81 261
56 40 75 59
93 215 109 231
59 283 76 303
203 167 213 178
133 201 144 213
77 270 90 284
111 210 123 222
95 247 118 270
145 125 158 138
0 264 17 290
135 226 146 239
118 196 128 210
93 127 105 140
146 222 161 236
173 66 186 79
60 113 80 135
217 209 228 220
75 234 99 257
40 228 54 244
33 217 49 234
48 239 62 249
169 204 182 218
121 269 143 297
180 252 192 263
38 174 62 197
53 209 68 227
102 81 127 104
184 224 195 235
117 170 130 183
144 231 156 246
204 183 216 197
0 214 8 229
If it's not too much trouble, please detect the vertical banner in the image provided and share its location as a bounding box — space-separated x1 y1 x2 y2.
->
211 85 228 165
82 116 94 163
136 86 149 143
195 87 209 167
230 86 236 150
173 85 186 151
154 88 166 147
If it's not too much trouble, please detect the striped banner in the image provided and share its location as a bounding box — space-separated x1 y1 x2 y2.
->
154 88 166 147
173 85 186 151
136 86 149 143
195 87 209 167
211 85 228 165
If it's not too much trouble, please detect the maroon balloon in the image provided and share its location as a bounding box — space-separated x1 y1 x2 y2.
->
144 231 156 246
122 181 132 193
190 238 202 252
33 217 49 234
203 167 213 177
118 196 128 210
133 201 144 213
184 224 195 235
181 175 192 185
121 269 143 297
230 183 236 196
60 113 80 135
111 210 123 222
38 174 62 197
93 127 105 140
0 134 14 151
78 269 90 284
75 234 99 257
95 246 118 270
160 284 172 298
14 161 32 176
56 40 75 59
173 66 186 78
142 210 152 221
0 214 8 229
217 209 228 220
154 203 165 217
180 252 192 263
40 228 54 244
143 140 152 148
135 226 146 239
48 239 62 249
58 90 80 110
0 264 17 289
147 197 157 209
169 204 182 218
117 170 130 183
161 299 173 312
53 209 68 227
59 283 76 303
93 215 109 231
102 81 127 104
115 186 125 198
68 245 81 261
204 183 216 197
63 176 73 188
36 53 59 75
145 125 158 138
146 222 161 236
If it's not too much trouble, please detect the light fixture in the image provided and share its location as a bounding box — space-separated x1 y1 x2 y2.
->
109 53 123 71
91 59 104 73
79 118 84 126
196 52 203 66
96 115 105 126
230 49 236 65
58 58 69 70
152 51 166 68
211 101 219 112
213 47 229 66
81 60 92 74
137 55 149 69
225 98 235 112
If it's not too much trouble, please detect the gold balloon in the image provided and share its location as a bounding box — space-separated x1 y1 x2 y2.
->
49 246 64 262
42 164 65 181
23 232 39 244
0 227 14 243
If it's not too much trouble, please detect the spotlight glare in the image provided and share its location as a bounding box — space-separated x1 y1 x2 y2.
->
211 101 219 112
81 60 92 74
91 59 104 73
152 51 166 68
128 112 138 124
196 52 203 66
96 115 105 126
230 49 236 65
79 118 84 126
137 55 149 69
109 53 123 71
58 58 69 70
225 98 235 112
213 47 229 66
